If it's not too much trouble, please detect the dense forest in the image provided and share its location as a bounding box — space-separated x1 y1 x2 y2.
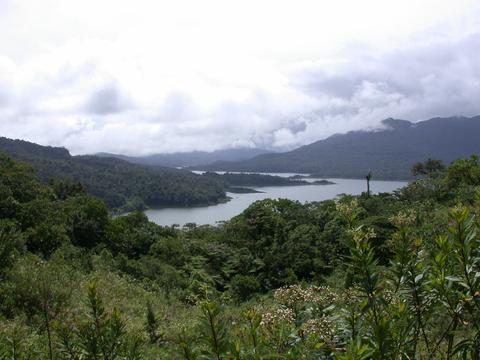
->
0 137 227 211
203 172 312 188
1 151 480 358
196 116 480 179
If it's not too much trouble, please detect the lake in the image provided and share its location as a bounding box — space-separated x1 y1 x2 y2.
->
144 174 408 226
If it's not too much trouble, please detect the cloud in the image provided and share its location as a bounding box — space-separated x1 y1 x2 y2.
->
0 88 9 108
84 83 132 115
0 1 479 155
284 34 480 144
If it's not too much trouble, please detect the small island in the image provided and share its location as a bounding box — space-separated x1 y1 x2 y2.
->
202 171 311 187
312 179 336 185
201 171 336 190
288 175 336 185
227 186 264 194
288 174 310 180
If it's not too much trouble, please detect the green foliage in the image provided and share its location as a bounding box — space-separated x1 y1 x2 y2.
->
446 155 480 187
197 301 231 359
1 154 480 359
0 318 43 360
0 153 42 205
63 195 110 248
55 281 143 360
24 222 69 257
0 256 76 359
0 138 227 209
411 158 445 176
229 275 261 302
145 302 160 344
0 220 24 276
49 179 86 200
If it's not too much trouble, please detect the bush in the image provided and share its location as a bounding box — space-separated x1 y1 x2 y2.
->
229 275 261 301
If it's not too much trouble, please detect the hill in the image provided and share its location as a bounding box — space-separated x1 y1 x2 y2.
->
0 137 226 210
195 115 480 179
97 147 271 168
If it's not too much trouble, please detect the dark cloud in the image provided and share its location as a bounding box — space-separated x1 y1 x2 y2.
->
287 120 307 134
291 34 480 121
292 70 358 99
84 83 132 115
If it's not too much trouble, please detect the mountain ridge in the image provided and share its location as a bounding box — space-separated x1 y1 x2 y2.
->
96 147 272 168
193 116 480 179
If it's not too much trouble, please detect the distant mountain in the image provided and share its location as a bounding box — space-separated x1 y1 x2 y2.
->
0 137 226 210
97 148 272 168
195 116 480 179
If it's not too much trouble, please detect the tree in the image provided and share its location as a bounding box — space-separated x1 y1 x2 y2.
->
49 179 86 200
365 171 372 197
445 155 480 186
145 302 160 344
229 275 260 301
0 220 23 273
63 196 109 248
55 281 143 360
411 158 445 176
4 256 74 360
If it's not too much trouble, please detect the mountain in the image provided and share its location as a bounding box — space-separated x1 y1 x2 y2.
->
194 116 480 179
96 148 272 168
0 137 226 210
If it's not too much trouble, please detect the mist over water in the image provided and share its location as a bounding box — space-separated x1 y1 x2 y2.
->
145 177 407 226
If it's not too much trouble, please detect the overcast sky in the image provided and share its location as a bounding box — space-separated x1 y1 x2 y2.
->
0 0 479 155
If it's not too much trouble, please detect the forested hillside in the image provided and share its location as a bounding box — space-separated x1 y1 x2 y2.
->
1 151 480 358
0 137 227 210
97 148 271 168
197 116 480 179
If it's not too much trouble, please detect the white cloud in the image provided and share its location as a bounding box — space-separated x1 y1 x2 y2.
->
0 0 479 155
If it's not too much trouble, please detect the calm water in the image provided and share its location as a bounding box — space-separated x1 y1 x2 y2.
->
145 175 407 226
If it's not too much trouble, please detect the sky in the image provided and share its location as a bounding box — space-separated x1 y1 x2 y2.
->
0 0 479 155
